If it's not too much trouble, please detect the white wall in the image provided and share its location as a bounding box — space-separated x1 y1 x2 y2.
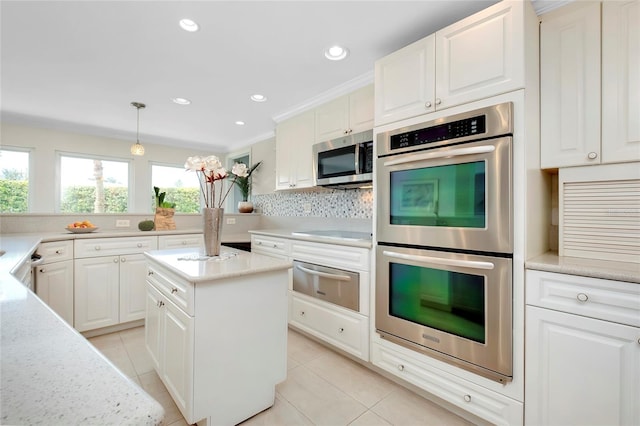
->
1 123 222 213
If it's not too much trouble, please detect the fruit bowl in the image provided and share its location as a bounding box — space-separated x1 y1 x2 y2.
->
66 226 98 234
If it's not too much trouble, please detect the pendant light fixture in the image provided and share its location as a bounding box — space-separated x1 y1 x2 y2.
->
130 102 146 156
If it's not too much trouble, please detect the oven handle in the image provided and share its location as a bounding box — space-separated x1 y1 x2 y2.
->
296 264 352 281
382 250 495 270
382 145 496 167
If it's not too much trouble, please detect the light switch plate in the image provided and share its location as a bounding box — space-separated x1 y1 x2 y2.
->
116 219 130 227
226 218 236 225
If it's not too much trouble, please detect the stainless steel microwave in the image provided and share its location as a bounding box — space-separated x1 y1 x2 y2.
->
312 129 373 188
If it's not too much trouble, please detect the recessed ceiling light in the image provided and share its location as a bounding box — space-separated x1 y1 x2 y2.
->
172 97 191 105
235 121 245 126
179 19 199 32
250 94 267 102
324 45 349 61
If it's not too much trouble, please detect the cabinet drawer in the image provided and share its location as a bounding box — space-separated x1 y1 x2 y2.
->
290 240 370 271
147 263 194 316
158 234 203 249
526 270 640 327
37 240 73 263
372 342 523 426
251 235 290 258
74 236 158 258
289 293 369 361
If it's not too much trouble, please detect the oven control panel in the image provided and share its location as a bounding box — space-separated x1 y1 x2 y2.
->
390 115 487 150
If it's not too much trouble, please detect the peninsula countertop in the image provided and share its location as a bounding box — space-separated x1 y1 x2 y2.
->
0 235 164 425
144 247 292 283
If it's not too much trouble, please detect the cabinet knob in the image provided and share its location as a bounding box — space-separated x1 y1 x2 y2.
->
39 268 45 273
588 152 598 160
435 98 442 106
300 311 305 316
576 293 589 302
343 130 349 135
120 257 126 263
148 270 154 276
338 327 344 333
182 241 187 245
171 288 178 294
95 246 101 251
397 364 404 371
425 101 432 108
113 258 119 263
257 241 263 245
55 250 62 254
137 243 143 248
464 394 472 403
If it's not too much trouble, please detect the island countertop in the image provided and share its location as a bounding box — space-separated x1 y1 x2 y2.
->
144 247 292 283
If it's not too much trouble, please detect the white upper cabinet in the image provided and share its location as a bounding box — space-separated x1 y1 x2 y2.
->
315 85 374 142
275 110 315 190
601 0 640 164
375 1 526 126
541 0 640 168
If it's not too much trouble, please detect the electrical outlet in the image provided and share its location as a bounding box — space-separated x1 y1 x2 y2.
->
226 217 236 225
116 219 130 227
303 203 312 213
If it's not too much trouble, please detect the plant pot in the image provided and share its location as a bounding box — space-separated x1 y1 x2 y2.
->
238 201 254 213
203 207 224 256
154 207 176 230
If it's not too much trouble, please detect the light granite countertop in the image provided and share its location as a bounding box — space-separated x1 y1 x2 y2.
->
526 251 640 284
2 228 250 243
145 247 292 283
249 228 373 248
0 235 164 425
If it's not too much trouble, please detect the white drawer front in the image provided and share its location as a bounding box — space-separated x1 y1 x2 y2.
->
526 270 640 327
372 342 523 426
289 293 369 361
158 234 204 249
37 240 73 263
251 235 290 258
147 263 194 316
290 240 370 271
74 236 158 258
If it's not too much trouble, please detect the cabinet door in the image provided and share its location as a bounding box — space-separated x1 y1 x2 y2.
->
436 1 523 111
315 95 349 141
374 35 435 126
35 259 74 325
275 118 295 190
348 85 374 134
525 306 640 425
540 2 601 168
119 253 148 323
74 257 120 332
145 282 163 373
162 298 194 422
602 0 640 164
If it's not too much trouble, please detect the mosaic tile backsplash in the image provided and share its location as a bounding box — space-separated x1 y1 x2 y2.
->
252 188 372 218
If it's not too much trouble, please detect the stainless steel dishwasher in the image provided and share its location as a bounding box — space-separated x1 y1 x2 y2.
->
292 260 359 312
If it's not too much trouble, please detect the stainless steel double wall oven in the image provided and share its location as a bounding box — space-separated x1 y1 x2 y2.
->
376 102 514 383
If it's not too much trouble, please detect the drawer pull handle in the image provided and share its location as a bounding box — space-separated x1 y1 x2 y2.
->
397 364 404 372
300 311 305 316
55 250 62 254
464 395 471 403
182 241 187 245
576 293 589 302
157 300 164 308
171 288 178 294
338 327 344 333
148 271 154 276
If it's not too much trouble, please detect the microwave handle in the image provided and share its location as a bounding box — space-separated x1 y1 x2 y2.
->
382 145 496 167
296 264 352 281
382 250 495 270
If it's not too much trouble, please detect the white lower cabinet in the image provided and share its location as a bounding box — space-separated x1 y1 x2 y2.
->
35 259 74 324
290 293 369 360
157 234 203 249
119 253 150 323
74 256 120 331
372 341 523 425
525 270 640 425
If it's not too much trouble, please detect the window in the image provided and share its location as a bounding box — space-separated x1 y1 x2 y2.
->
0 148 30 213
59 154 130 213
151 164 201 213
227 153 250 211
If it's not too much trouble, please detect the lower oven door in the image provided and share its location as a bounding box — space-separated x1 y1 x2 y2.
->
293 260 359 312
376 245 512 383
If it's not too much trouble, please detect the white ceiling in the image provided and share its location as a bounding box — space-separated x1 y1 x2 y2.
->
1 0 550 154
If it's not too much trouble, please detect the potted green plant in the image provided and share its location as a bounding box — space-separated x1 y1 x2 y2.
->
232 161 262 213
153 186 176 230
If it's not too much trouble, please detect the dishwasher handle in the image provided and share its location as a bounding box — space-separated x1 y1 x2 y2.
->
295 264 352 281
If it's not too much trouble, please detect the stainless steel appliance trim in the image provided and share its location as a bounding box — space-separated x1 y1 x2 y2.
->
382 250 495 270
382 145 496 167
376 245 513 381
296 264 352 281
313 129 373 187
292 260 360 312
377 102 513 157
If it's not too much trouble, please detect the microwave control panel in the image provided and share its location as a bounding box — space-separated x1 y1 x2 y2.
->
390 115 487 151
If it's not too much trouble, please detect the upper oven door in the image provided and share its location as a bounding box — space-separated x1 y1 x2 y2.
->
377 136 512 254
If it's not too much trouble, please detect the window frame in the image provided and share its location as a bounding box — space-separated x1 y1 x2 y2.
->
0 146 34 213
55 151 133 214
150 161 202 214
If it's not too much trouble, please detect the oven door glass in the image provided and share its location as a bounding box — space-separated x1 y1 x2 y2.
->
317 145 357 179
390 161 485 228
390 262 485 343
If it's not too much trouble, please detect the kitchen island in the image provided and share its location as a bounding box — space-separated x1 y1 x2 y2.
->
144 247 292 426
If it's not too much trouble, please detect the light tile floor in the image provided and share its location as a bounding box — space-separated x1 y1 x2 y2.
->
88 327 474 426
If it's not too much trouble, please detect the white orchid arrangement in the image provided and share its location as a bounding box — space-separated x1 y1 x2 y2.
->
185 155 250 209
